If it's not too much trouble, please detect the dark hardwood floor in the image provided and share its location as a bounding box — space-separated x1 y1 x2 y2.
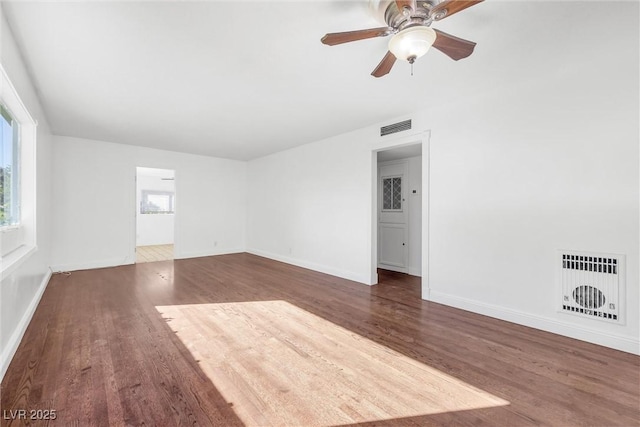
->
1 253 639 426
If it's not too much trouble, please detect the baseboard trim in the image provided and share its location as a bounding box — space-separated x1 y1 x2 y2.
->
377 266 421 277
407 267 422 277
175 248 245 260
429 290 640 355
247 249 370 285
51 257 133 273
377 264 406 274
51 248 247 272
0 270 51 382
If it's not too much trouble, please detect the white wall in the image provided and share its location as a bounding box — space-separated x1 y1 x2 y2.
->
0 8 54 379
247 4 639 353
136 173 175 246
52 137 246 271
137 214 174 246
421 5 638 354
247 130 376 284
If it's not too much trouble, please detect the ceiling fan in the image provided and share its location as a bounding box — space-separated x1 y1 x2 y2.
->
321 0 483 77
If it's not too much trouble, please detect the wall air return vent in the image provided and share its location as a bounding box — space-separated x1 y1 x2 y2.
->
559 251 625 324
380 119 411 137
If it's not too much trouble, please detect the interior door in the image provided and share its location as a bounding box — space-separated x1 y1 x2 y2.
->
378 161 408 272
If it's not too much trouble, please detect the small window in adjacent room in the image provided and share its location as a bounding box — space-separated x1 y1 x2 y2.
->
140 190 175 214
382 176 402 211
1 104 20 227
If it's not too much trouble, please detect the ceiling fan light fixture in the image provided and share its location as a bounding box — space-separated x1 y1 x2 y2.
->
388 26 437 63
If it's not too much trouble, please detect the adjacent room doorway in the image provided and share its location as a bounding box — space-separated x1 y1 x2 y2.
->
135 167 176 263
373 139 427 295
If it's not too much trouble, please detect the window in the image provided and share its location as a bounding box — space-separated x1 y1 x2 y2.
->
140 190 175 214
382 176 402 211
1 64 37 270
1 104 20 227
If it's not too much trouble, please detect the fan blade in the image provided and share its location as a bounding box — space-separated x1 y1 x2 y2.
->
371 51 397 78
432 29 476 60
321 27 392 46
430 0 483 21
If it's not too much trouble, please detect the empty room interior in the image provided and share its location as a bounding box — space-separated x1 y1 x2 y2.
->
0 1 639 426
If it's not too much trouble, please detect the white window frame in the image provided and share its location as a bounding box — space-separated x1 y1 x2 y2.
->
1 104 20 228
0 64 37 280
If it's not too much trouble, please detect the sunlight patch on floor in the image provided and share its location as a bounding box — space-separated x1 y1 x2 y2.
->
156 300 509 426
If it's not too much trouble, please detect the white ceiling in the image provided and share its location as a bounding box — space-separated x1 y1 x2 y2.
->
1 1 621 160
378 143 421 162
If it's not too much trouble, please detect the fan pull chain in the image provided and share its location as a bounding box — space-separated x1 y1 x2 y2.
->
411 62 414 76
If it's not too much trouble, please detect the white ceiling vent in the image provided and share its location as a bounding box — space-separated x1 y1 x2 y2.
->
380 119 411 137
559 251 625 324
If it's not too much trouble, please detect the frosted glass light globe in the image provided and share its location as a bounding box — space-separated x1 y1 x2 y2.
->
388 26 437 63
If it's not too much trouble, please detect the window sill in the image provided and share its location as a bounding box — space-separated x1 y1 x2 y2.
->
0 245 37 282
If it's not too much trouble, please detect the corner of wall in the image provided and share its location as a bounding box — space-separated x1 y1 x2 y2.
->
0 270 51 381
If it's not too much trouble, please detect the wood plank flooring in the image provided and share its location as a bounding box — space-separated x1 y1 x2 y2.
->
1 253 639 426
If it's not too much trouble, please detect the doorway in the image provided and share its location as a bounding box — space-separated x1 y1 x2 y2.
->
135 167 175 263
377 144 422 276
371 133 429 300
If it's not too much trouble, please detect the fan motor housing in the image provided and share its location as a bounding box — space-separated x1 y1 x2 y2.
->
371 0 442 30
